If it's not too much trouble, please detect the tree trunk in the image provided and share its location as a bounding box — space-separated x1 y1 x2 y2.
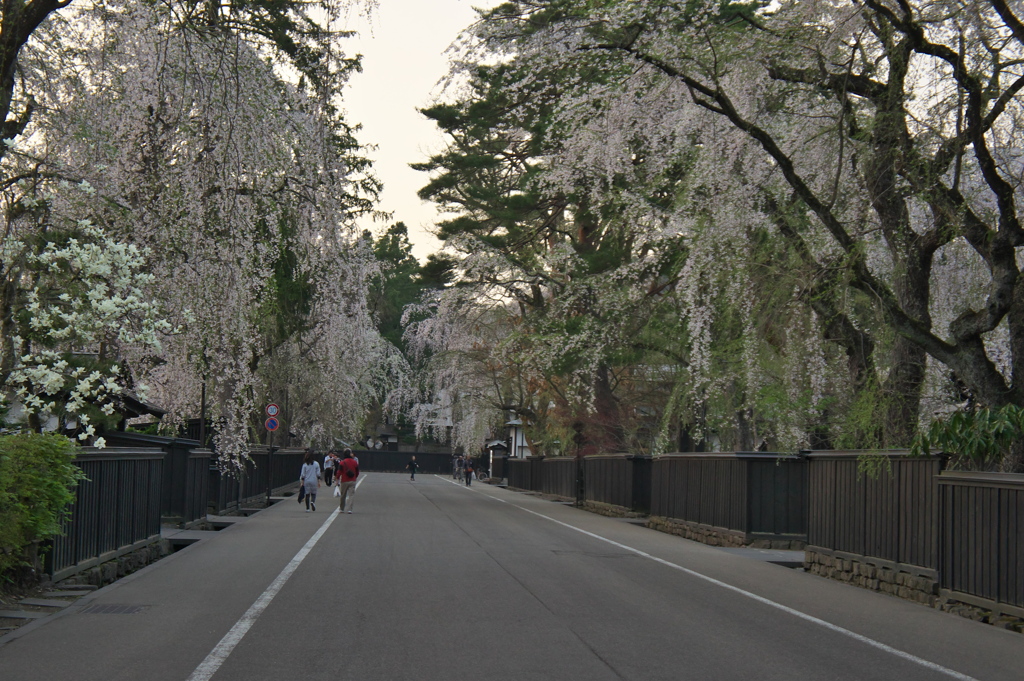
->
574 365 625 455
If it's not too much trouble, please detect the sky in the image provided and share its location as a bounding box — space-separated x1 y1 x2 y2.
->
342 0 498 261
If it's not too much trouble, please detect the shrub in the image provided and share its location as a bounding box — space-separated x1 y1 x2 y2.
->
0 433 85 577
912 405 1024 472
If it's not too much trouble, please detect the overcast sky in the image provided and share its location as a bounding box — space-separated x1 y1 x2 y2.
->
342 1 497 261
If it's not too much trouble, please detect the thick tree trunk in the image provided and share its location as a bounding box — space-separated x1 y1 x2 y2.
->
0 1 67 154
575 365 625 455
0 276 17 386
735 406 755 451
882 336 926 446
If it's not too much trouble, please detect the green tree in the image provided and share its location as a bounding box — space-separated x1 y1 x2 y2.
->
0 433 84 578
368 223 425 350
415 57 703 454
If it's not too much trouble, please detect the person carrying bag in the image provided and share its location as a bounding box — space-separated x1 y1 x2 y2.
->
336 448 360 513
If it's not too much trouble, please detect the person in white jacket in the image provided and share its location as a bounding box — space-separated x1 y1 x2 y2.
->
299 450 321 512
323 451 335 487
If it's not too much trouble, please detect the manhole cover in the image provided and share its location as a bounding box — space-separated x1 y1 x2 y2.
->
80 604 148 615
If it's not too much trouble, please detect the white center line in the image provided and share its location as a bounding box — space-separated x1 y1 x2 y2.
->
438 475 978 681
187 476 365 681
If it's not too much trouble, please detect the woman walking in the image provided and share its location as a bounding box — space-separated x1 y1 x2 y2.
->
299 450 321 512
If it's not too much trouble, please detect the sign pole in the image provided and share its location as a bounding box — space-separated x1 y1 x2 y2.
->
264 405 281 506
267 427 274 505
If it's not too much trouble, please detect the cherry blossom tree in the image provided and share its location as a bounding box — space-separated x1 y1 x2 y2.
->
426 0 1024 463
2 1 394 464
412 21 829 455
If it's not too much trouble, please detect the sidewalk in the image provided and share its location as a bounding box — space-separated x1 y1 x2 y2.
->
0 492 335 681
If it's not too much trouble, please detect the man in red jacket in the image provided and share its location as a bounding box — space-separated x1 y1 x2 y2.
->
336 448 360 514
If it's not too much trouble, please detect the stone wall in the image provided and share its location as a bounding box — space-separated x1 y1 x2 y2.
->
579 500 644 519
805 548 1023 633
647 516 746 547
805 548 939 605
55 540 172 589
936 594 1024 632
647 515 804 549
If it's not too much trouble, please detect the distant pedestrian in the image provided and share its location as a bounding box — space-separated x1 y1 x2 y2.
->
323 451 335 487
452 455 460 480
407 455 419 481
464 457 473 486
337 448 360 514
299 450 321 512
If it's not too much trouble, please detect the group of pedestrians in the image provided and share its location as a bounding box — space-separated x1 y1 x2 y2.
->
451 455 476 486
300 449 485 508
297 448 359 513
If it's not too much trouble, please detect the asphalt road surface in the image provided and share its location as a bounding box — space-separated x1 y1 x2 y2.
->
1 473 1021 680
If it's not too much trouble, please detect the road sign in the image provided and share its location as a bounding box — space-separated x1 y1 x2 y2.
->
266 403 280 417
265 417 280 431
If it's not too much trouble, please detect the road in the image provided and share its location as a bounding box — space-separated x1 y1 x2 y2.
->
0 473 1021 680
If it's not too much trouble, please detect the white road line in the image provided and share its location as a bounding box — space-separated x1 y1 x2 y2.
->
437 475 978 681
187 476 365 681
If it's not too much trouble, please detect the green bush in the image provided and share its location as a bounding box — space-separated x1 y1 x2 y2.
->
0 433 85 576
912 405 1024 472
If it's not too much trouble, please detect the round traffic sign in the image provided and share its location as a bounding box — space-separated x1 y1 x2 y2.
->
266 403 280 417
265 417 280 431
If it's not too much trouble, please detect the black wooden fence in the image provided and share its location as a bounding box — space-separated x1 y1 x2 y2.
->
45 447 164 581
507 456 557 493
651 453 807 543
806 451 943 574
507 457 530 490
540 457 577 498
939 472 1024 617
100 432 210 527
506 455 652 512
207 447 306 515
585 454 652 513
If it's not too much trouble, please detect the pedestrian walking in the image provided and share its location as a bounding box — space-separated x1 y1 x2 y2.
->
464 457 473 486
323 451 335 487
406 455 419 481
336 448 359 514
299 450 321 512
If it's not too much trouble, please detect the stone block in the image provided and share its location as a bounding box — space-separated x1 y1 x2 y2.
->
913 576 937 594
100 562 117 584
85 566 102 586
993 617 1022 632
